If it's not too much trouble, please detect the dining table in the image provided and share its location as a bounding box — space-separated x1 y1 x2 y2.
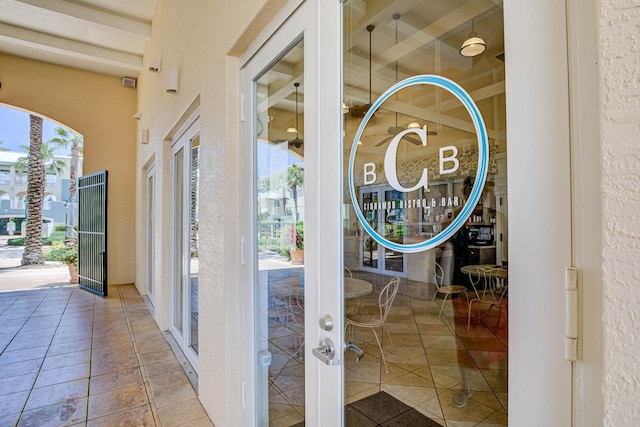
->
344 277 373 299
460 264 508 280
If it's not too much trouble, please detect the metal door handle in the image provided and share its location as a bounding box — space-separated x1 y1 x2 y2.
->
312 337 343 366
345 342 364 362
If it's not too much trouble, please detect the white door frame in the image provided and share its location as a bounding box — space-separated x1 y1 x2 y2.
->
237 0 576 425
505 0 573 424
240 1 344 425
170 111 201 372
145 164 156 304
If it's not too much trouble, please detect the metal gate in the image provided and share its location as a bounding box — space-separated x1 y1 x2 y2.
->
78 170 108 296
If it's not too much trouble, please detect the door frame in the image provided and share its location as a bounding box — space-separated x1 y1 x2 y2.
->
239 1 344 425
237 0 576 425
145 164 156 305
170 111 201 372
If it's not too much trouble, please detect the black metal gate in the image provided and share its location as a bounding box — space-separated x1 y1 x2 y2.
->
78 170 108 297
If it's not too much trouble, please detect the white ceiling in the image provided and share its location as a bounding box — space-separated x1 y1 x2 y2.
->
0 0 159 77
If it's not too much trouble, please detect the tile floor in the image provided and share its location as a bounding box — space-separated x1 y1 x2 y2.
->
266 269 508 427
0 284 212 427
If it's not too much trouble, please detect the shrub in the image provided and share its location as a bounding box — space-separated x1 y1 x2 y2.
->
44 243 78 264
7 237 25 246
54 225 67 232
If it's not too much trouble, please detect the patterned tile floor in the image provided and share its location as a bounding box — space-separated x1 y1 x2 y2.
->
0 284 212 427
266 270 508 427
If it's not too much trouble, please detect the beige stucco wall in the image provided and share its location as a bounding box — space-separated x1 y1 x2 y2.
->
599 1 640 424
134 0 286 425
0 53 137 286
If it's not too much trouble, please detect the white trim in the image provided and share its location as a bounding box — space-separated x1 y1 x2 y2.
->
238 0 305 68
505 0 573 424
566 0 603 423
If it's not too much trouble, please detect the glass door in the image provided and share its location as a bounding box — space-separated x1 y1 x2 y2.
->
241 1 344 425
343 2 509 425
146 165 155 304
171 115 200 370
358 185 408 277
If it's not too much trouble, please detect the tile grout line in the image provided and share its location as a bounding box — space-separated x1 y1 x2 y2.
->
116 285 162 427
14 288 73 424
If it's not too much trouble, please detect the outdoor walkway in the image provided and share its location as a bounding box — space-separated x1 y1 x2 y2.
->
0 284 213 427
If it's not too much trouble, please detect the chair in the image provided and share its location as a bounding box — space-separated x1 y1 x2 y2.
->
345 277 400 373
430 262 469 316
467 267 508 330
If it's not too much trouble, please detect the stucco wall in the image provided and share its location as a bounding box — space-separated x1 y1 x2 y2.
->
600 1 640 424
0 53 137 285
134 0 284 425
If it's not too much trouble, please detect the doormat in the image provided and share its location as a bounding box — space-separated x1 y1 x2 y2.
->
347 391 442 426
289 391 442 426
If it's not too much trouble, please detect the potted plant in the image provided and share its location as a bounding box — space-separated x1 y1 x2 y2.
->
60 244 79 284
290 221 304 265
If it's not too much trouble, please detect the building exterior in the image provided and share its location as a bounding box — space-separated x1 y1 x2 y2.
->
0 150 82 233
0 0 638 426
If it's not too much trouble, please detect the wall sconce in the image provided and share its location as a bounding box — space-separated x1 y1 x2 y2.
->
141 128 149 144
165 68 179 93
132 112 142 120
148 60 161 73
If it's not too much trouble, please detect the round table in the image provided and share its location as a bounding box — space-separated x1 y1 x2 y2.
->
460 264 508 279
344 278 373 298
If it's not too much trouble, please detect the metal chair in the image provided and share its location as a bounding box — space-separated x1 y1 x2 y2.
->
431 262 469 316
345 277 400 373
467 267 508 330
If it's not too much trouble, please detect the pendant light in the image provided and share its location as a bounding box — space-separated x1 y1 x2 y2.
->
287 82 300 134
460 20 486 57
287 82 303 148
363 24 375 113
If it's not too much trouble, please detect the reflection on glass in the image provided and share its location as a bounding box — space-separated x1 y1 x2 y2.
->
173 147 184 333
343 1 507 425
190 139 200 354
255 38 305 426
146 171 154 297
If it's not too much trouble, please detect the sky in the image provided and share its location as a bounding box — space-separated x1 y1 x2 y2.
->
0 105 71 155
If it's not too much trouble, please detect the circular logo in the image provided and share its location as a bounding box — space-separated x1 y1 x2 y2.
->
348 75 489 253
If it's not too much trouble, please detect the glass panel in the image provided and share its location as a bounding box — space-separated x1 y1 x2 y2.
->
254 38 305 426
173 147 184 333
147 172 154 297
190 137 200 354
343 2 508 425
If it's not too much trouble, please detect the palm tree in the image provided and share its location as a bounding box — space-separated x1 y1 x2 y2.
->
21 115 45 266
0 140 8 151
287 163 304 251
14 142 67 174
49 126 82 230
287 163 304 222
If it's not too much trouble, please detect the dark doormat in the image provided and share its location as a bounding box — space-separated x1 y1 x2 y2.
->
289 391 442 426
347 391 442 426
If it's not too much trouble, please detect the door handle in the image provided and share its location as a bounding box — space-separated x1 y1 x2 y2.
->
345 342 364 362
312 337 343 366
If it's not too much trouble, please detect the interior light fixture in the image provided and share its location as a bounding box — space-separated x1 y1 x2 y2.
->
460 21 486 57
343 102 350 114
287 82 300 134
407 121 420 129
